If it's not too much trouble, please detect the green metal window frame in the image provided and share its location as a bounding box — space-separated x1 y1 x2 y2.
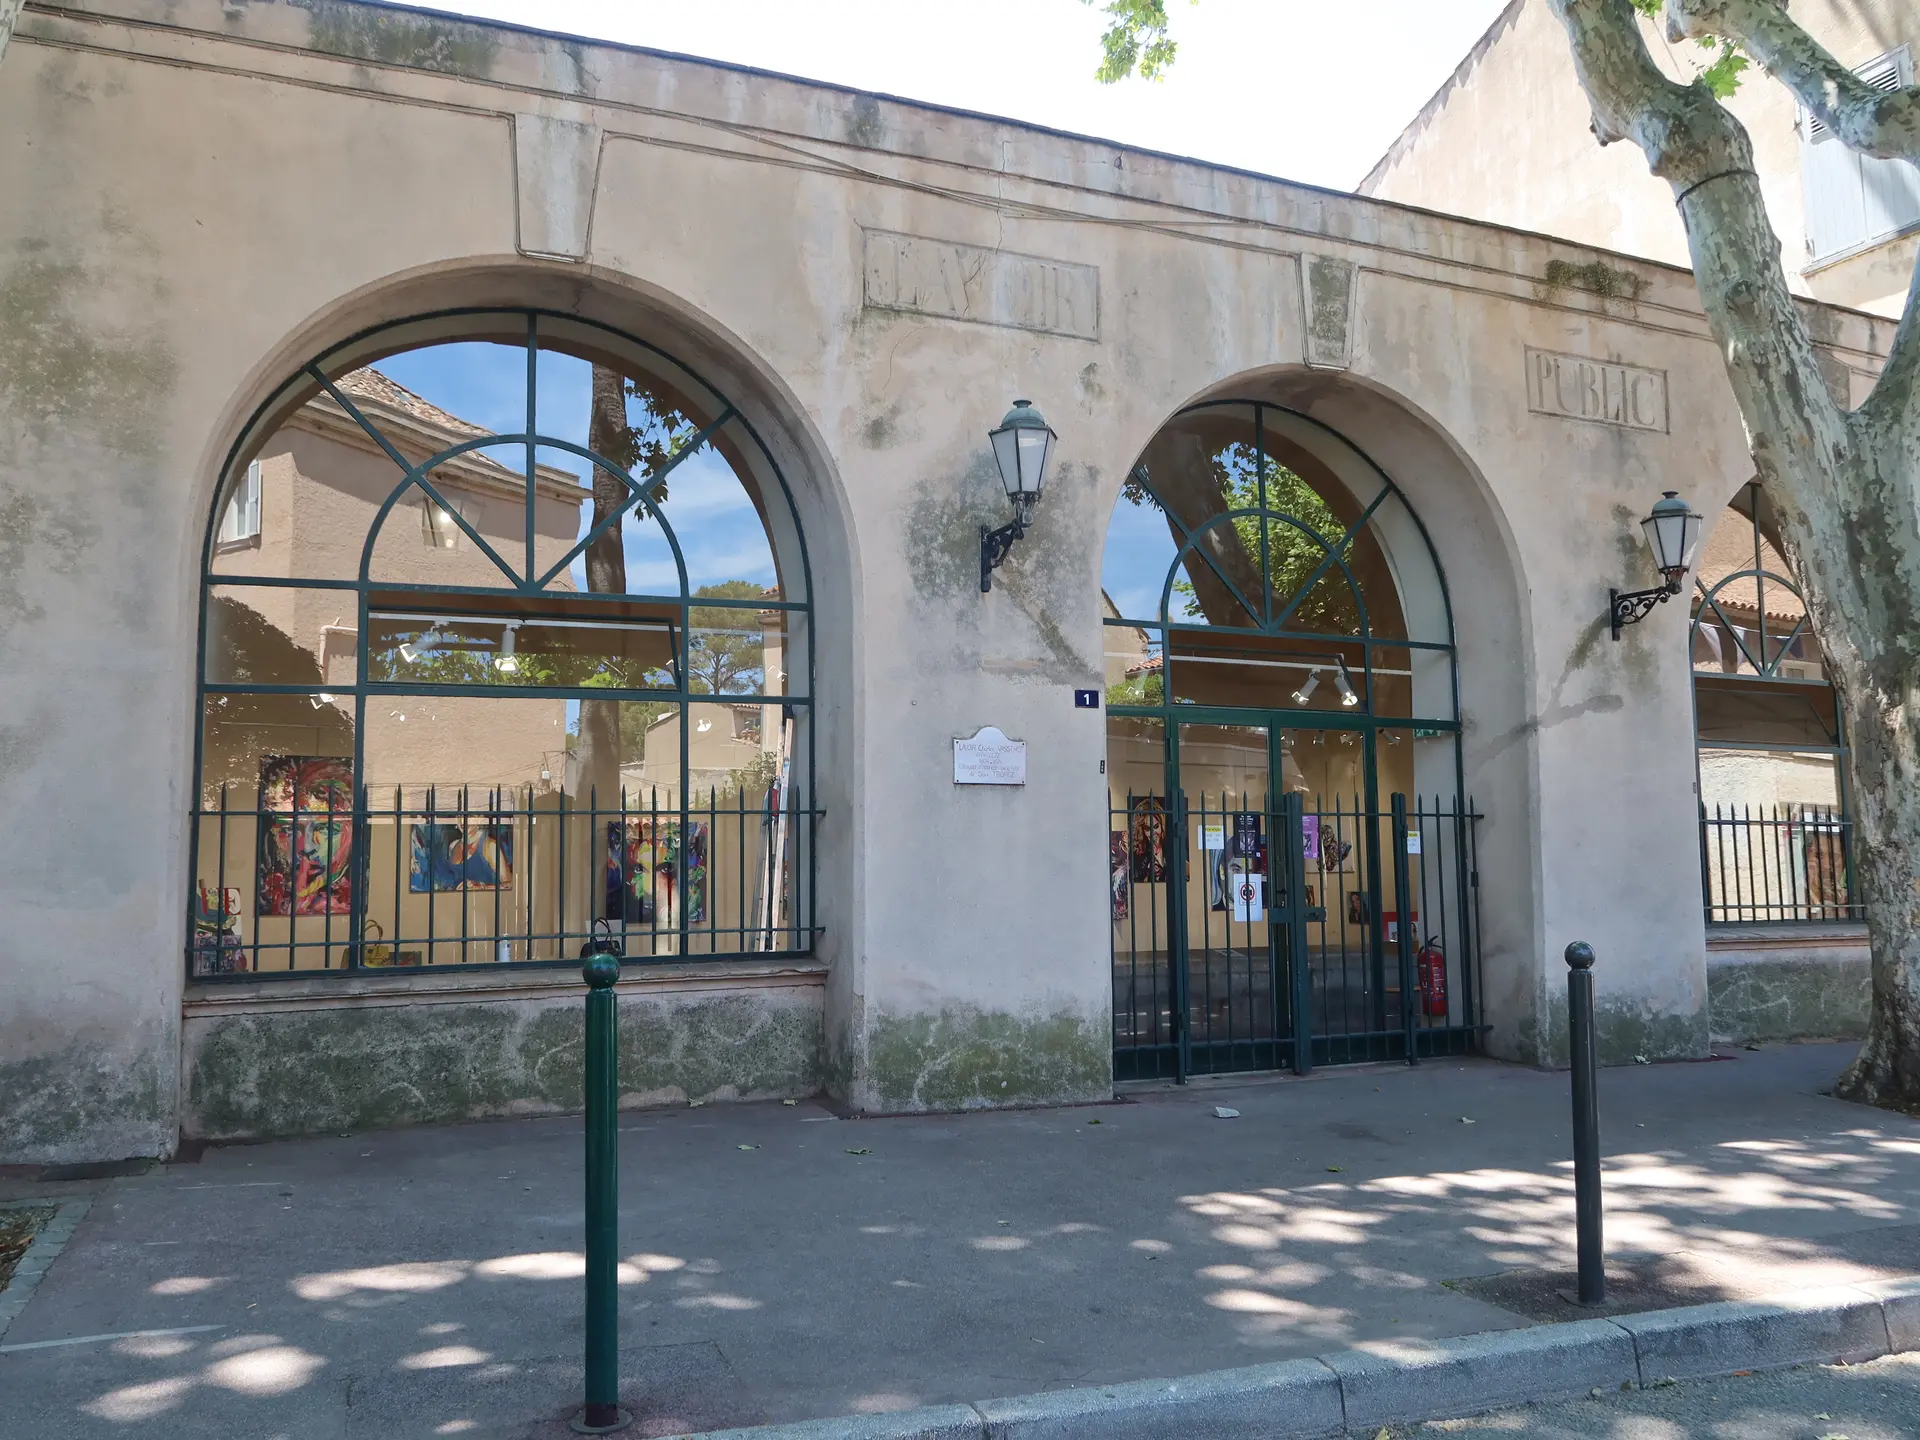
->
1690 481 1857 925
1104 400 1478 1079
189 308 820 979
1103 400 1465 785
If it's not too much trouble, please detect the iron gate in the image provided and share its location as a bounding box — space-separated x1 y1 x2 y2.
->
1111 787 1482 1080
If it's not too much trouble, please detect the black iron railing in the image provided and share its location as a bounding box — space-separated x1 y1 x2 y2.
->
189 781 818 978
1699 802 1858 924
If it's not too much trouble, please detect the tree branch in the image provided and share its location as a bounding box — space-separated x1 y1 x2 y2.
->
0 0 25 69
1548 1 1839 441
1665 0 1920 159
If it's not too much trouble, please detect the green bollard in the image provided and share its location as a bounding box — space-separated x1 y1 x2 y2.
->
572 946 629 1434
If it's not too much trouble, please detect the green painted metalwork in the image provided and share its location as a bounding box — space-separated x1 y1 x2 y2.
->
1104 400 1476 1081
188 308 818 980
578 948 625 1432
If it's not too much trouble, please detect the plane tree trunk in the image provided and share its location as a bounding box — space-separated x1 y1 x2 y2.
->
1547 0 1920 1107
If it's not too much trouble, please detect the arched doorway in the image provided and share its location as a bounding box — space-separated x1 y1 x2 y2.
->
189 309 815 978
1101 400 1478 1079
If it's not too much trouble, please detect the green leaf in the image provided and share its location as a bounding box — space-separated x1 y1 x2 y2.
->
1086 0 1181 84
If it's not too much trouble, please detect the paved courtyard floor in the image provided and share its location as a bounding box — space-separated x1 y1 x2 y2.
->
2 1043 1918 1438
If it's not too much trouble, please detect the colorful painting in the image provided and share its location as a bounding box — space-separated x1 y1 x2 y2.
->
1109 831 1129 921
191 882 249 976
605 819 709 925
257 755 354 917
409 822 514 893
1129 796 1168 884
1318 821 1353 872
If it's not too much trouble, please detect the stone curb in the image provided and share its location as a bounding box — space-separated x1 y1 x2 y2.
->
661 1275 1920 1440
0 1197 92 1344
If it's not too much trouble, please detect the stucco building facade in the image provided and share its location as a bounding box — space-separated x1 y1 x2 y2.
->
1363 0 1920 318
0 0 1895 1162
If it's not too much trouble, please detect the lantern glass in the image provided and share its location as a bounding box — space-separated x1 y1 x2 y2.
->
989 400 1056 507
1641 490 1703 581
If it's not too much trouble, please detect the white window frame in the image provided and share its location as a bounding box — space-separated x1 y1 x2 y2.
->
216 459 262 546
1799 46 1920 265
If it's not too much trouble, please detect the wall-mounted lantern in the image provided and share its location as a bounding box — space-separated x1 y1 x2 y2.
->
1610 490 1703 640
980 399 1057 593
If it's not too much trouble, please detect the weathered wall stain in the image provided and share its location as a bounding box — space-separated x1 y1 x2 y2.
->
864 1005 1109 1111
1524 985 1709 1068
1709 954 1870 1043
292 0 501 77
0 257 176 460
0 490 96 635
0 1042 170 1160
901 451 1099 683
184 990 824 1140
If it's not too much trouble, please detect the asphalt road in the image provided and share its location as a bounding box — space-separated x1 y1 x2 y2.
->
1407 1351 1920 1437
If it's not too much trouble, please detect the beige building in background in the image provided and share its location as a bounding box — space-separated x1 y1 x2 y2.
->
1364 0 1920 318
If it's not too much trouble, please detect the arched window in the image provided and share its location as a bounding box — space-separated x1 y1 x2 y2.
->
191 311 814 977
1099 400 1472 1079
1691 482 1853 923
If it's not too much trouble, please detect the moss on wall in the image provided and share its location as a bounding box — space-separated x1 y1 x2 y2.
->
1543 259 1648 303
863 1006 1110 1111
1708 956 1870 1044
0 256 176 461
184 990 823 1140
1530 986 1709 1067
292 1 501 78
0 1043 171 1162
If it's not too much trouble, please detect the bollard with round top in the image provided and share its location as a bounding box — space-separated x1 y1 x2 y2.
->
573 945 630 1433
1564 940 1604 1306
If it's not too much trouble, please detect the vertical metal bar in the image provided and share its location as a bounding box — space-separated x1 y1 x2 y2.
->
525 314 538 585
1454 796 1475 1036
1565 940 1605 1306
1391 793 1417 1065
578 947 623 1431
1284 790 1312 1075
393 785 403 968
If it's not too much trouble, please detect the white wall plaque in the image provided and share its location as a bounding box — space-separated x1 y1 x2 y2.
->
954 726 1027 786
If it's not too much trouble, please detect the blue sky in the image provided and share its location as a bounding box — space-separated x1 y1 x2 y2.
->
374 343 779 598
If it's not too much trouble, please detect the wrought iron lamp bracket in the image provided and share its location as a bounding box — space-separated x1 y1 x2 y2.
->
980 512 1029 593
1609 579 1681 640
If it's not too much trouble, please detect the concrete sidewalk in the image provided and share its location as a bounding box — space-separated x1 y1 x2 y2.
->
2 1043 1918 1437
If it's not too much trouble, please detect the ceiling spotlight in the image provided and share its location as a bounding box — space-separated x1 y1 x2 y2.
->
1334 658 1360 708
1291 669 1320 705
494 623 520 674
309 693 337 709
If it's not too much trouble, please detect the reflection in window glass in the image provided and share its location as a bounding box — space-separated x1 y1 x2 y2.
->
1690 483 1853 923
192 311 815 977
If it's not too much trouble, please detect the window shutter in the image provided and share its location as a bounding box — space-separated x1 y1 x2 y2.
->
218 460 262 543
243 460 263 539
1801 47 1920 261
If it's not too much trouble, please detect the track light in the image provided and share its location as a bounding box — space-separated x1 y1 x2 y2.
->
1334 657 1360 708
494 623 520 674
1291 669 1320 705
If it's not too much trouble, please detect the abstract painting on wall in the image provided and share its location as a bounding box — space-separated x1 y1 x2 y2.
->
256 755 354 917
605 819 709 925
1128 796 1168 884
1109 831 1129 921
409 822 515 893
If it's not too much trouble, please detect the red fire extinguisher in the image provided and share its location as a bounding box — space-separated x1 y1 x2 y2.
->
1416 935 1448 1017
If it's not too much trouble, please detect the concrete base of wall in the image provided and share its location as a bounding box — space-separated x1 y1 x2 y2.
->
180 962 826 1141
1707 925 1870 1045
